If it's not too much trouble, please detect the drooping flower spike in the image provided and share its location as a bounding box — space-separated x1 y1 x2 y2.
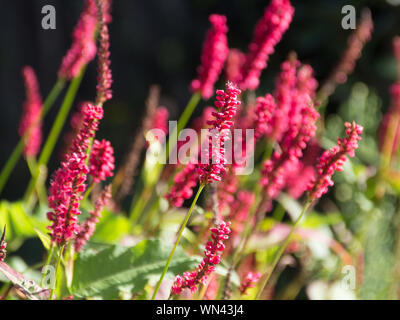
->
171 220 231 295
18 66 43 157
307 122 363 200
191 14 229 99
239 0 294 91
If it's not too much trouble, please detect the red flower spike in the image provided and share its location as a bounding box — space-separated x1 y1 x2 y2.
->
239 0 294 91
171 220 231 295
18 66 43 157
307 122 363 200
191 14 229 99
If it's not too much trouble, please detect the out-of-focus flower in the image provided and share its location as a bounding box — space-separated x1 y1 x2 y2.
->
58 0 98 80
254 94 277 141
95 0 112 105
75 185 111 252
18 66 43 157
225 49 246 83
268 58 298 142
239 0 294 91
89 139 115 183
318 9 373 101
191 14 229 99
308 122 363 200
239 271 261 295
165 163 199 208
171 220 231 295
261 93 319 199
284 140 321 199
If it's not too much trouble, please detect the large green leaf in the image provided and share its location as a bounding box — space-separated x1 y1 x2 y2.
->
71 239 199 299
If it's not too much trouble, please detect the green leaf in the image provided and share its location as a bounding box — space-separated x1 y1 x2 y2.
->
71 239 199 299
34 228 51 250
92 209 131 243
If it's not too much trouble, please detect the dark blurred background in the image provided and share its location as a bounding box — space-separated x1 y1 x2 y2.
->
0 0 399 200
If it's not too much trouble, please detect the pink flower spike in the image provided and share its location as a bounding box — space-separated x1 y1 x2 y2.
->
171 220 231 296
47 103 103 245
307 122 363 200
240 0 294 90
191 14 229 99
197 82 241 185
89 139 115 183
225 48 246 83
58 0 98 80
18 66 43 157
239 271 261 295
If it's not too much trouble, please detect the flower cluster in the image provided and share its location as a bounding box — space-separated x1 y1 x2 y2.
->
89 139 115 183
58 0 98 80
268 58 298 142
171 220 231 295
18 66 43 157
308 122 363 200
197 82 241 184
239 0 294 90
95 0 113 105
260 60 319 200
239 271 261 295
47 104 103 244
75 185 111 252
191 14 229 99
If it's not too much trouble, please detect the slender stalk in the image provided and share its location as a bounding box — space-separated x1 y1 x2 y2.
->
41 244 55 288
0 79 65 195
151 184 205 300
255 199 311 300
50 245 64 300
82 182 94 203
165 92 201 163
24 69 86 202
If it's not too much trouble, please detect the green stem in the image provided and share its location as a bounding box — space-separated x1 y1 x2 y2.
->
82 182 94 203
165 92 201 163
255 199 311 300
24 69 86 202
41 244 55 288
0 79 65 196
151 184 205 300
50 245 64 300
